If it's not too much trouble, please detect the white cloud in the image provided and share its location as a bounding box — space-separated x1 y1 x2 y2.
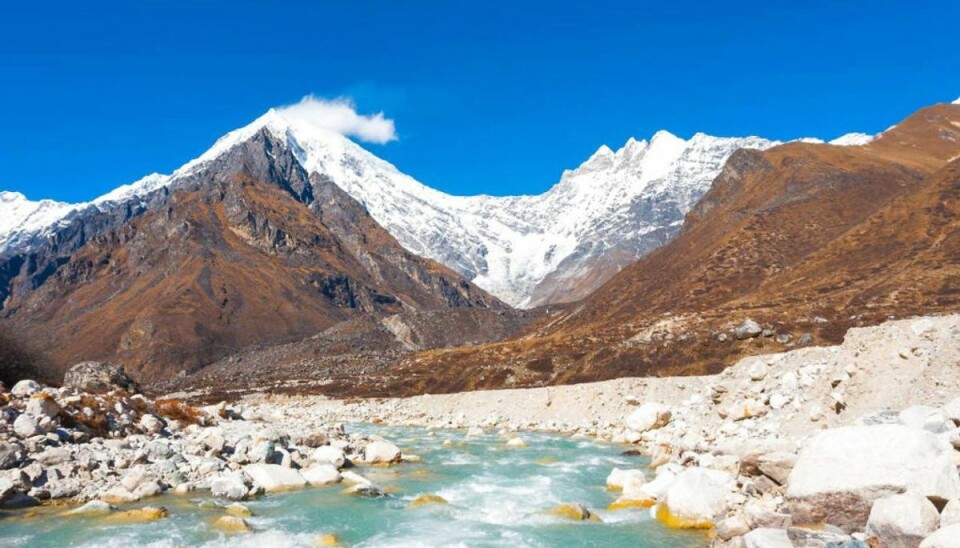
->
277 95 397 144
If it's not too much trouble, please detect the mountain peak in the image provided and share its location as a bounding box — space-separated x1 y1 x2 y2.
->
0 191 26 203
577 144 616 172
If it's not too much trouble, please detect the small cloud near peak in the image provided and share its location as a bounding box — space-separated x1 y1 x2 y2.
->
276 95 397 144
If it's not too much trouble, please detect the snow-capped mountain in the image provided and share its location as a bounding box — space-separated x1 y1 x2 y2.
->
0 106 865 307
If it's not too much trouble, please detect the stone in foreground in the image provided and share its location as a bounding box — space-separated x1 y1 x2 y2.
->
920 524 960 548
786 425 960 532
866 493 940 548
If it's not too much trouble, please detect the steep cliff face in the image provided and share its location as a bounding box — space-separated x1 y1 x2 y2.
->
0 130 503 382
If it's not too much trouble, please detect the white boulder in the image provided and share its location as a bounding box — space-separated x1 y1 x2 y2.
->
139 414 164 435
606 468 646 491
747 361 767 381
340 470 372 486
786 425 960 532
625 403 672 433
25 396 60 419
210 471 249 500
13 414 39 438
865 493 940 548
301 464 341 486
311 446 346 468
656 467 733 528
715 515 750 541
919 524 960 548
363 440 401 464
10 380 40 397
900 406 953 434
243 464 307 492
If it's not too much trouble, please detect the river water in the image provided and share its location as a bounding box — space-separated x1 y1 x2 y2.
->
1 425 707 547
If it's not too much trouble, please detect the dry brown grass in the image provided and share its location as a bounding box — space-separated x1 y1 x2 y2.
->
153 399 205 424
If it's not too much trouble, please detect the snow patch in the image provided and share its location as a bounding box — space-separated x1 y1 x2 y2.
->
829 133 876 146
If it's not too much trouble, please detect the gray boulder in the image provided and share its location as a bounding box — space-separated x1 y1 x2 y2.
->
0 442 22 470
25 395 60 419
63 361 140 394
735 319 764 340
10 380 40 398
13 414 39 438
210 471 249 500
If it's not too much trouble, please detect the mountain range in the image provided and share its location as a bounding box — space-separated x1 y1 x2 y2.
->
0 105 871 308
364 101 960 397
3 98 956 393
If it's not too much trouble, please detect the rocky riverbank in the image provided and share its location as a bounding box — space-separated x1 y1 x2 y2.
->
3 314 960 547
230 314 960 547
0 362 414 534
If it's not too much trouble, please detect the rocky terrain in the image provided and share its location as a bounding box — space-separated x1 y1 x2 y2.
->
4 314 960 547
233 313 960 547
0 361 414 523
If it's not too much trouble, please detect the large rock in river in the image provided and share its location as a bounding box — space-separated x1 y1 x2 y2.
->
63 361 140 394
363 440 401 464
786 425 960 532
243 464 307 492
656 467 733 528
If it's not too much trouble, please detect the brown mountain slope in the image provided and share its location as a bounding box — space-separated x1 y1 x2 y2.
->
0 130 505 383
346 103 960 397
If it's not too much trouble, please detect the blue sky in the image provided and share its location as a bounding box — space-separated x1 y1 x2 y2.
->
2 1 959 203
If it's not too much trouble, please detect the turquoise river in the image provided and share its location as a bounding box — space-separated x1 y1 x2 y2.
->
0 425 708 547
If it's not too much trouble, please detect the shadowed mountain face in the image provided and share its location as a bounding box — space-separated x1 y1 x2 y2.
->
0 130 506 382
356 103 960 397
